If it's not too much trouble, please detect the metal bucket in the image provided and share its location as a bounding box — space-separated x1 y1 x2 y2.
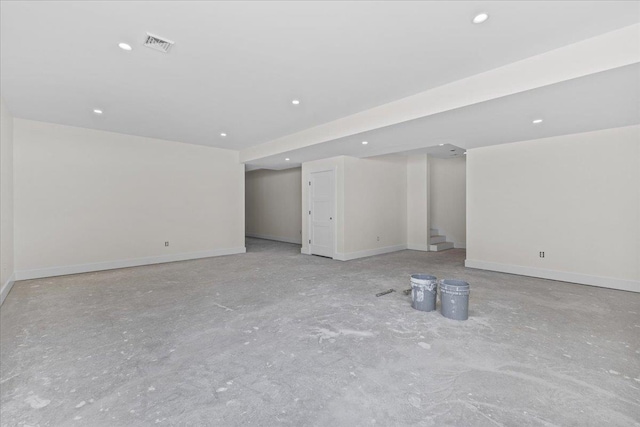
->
410 274 438 312
439 279 470 320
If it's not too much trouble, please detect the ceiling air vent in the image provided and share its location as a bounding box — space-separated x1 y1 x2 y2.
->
143 33 174 53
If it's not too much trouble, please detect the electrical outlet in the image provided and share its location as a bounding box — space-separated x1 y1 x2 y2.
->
165 241 169 247
377 236 380 241
539 251 544 258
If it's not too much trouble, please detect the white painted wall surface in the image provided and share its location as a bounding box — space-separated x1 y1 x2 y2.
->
430 156 466 248
342 155 407 258
13 119 245 279
466 125 640 292
302 155 408 260
301 156 345 256
406 154 430 251
245 168 302 244
0 98 15 303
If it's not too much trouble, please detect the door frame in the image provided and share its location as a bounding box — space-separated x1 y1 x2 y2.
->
307 167 337 259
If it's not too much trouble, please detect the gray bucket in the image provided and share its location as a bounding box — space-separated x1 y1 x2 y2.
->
439 279 470 320
410 274 438 312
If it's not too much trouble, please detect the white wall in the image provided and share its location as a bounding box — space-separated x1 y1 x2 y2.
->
466 125 640 292
407 154 430 251
430 156 466 248
0 98 15 304
245 168 302 244
13 119 245 279
342 155 407 258
302 155 407 261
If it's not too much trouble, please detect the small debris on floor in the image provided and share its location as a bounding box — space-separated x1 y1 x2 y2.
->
375 289 395 297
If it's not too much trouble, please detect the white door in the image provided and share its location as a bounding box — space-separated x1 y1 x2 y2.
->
309 169 335 258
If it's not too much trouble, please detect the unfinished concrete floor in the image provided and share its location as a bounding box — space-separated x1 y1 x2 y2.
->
1 238 639 426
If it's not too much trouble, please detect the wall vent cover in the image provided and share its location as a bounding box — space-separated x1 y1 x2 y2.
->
144 33 174 53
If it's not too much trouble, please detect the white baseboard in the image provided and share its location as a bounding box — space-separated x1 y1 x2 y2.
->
300 246 311 255
14 247 247 281
1 273 16 306
465 259 639 293
334 244 407 261
407 243 465 251
246 233 302 245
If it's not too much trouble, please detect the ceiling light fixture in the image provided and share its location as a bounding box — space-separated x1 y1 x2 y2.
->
532 119 543 124
285 158 290 161
291 99 300 105
118 43 132 51
472 13 489 24
438 143 444 146
93 109 103 114
362 141 368 145
220 133 227 137
463 152 467 155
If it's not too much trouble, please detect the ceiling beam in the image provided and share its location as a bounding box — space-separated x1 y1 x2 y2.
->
240 24 640 163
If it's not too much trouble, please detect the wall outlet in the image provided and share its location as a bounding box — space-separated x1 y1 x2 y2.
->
539 251 544 258
165 241 169 247
377 236 380 241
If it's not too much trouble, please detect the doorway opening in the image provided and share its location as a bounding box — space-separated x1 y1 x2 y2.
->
244 167 303 254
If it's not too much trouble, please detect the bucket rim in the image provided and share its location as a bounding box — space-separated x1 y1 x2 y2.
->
439 279 469 289
410 274 437 282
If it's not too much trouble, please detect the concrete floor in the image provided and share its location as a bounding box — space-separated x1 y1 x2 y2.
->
1 238 639 426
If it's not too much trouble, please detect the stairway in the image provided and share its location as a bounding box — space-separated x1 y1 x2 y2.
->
429 229 454 251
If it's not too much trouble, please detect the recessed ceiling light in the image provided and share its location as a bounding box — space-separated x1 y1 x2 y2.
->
291 99 300 105
220 133 227 137
285 158 290 161
472 13 489 24
438 143 445 146
93 109 103 114
118 43 132 51
362 141 368 145
532 119 543 124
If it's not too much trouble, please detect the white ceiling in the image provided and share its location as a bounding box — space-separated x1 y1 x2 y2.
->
247 63 640 170
1 1 639 151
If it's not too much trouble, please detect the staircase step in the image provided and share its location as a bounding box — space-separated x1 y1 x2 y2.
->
430 228 439 237
430 235 446 244
429 241 454 251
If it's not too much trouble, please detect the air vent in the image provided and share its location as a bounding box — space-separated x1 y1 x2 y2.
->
144 33 174 53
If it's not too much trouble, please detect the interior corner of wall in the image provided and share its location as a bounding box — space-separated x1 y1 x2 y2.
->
1 273 16 306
